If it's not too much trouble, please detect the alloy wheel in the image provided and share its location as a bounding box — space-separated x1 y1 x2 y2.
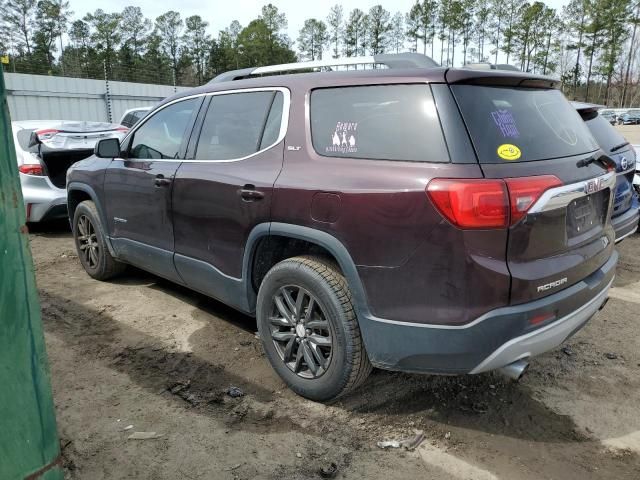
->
269 285 333 379
77 214 99 269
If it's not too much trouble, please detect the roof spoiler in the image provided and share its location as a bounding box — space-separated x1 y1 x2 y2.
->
209 53 440 83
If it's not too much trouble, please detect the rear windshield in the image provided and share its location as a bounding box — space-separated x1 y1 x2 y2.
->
310 84 449 162
451 85 598 163
583 113 627 153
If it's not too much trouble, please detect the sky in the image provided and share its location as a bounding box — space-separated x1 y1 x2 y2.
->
68 0 571 44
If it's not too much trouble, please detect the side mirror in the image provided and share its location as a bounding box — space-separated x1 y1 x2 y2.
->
95 138 121 158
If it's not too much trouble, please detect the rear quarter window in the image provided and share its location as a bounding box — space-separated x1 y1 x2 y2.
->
452 85 598 163
310 84 449 162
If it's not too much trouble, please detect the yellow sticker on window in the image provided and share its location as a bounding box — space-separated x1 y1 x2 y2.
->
497 144 521 161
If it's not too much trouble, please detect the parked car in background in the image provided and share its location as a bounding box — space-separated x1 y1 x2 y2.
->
600 112 617 125
67 53 617 401
119 107 152 128
12 120 127 222
634 145 640 194
618 112 640 125
574 103 639 241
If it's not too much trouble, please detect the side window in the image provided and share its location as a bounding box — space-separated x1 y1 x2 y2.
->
310 84 449 162
195 91 282 160
259 92 284 150
129 98 200 160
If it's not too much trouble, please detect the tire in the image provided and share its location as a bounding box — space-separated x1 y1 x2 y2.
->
256 255 372 401
72 200 126 280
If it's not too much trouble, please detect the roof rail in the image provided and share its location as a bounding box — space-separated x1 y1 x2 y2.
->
209 52 439 83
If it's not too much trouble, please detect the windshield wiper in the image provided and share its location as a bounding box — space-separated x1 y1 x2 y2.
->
610 141 630 152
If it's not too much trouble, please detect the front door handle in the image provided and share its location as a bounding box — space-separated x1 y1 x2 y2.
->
239 185 265 201
154 174 171 187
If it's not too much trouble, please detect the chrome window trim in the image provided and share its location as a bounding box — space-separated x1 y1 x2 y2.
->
122 87 290 164
528 171 616 214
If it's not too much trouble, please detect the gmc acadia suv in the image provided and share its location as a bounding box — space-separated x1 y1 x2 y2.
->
67 54 618 401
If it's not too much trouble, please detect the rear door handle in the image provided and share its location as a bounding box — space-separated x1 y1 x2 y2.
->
239 185 265 201
154 174 171 187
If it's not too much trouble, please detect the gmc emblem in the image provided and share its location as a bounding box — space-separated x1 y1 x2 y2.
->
585 178 602 194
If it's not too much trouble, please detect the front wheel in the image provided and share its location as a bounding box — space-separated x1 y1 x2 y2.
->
256 256 372 401
72 200 126 280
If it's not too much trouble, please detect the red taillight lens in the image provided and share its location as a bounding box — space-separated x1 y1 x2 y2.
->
427 179 509 229
35 128 60 140
505 175 562 224
427 175 562 229
19 164 44 176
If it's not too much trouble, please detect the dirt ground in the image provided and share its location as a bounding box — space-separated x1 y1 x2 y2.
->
614 124 640 144
32 211 640 479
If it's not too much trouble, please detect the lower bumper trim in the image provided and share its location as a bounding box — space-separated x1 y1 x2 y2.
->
470 278 612 374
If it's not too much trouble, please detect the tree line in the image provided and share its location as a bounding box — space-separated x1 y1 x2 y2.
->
1 0 639 107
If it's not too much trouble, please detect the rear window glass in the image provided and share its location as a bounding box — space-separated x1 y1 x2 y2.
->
310 85 449 162
583 113 627 153
451 85 598 163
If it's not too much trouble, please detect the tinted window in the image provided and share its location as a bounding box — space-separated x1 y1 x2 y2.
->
121 114 134 128
195 91 280 160
129 98 199 160
583 113 627 153
16 129 35 151
260 93 284 150
310 85 449 162
452 85 598 163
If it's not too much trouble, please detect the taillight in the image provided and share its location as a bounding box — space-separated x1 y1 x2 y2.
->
427 179 509 229
116 127 129 133
427 175 562 229
505 176 562 224
19 164 44 176
35 128 60 140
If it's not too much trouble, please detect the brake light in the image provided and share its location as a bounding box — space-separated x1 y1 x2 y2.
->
19 164 44 176
505 176 562 224
35 128 60 140
427 175 562 229
427 179 509 228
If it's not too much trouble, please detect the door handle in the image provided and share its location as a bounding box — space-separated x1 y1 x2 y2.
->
239 185 265 201
154 174 171 187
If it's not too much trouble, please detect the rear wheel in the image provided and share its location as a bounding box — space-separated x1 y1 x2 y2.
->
257 256 372 401
73 200 125 280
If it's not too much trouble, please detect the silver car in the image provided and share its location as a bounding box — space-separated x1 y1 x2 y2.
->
12 120 127 222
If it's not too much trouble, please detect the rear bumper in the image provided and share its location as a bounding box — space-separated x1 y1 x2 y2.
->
612 202 639 242
359 251 617 375
20 173 67 222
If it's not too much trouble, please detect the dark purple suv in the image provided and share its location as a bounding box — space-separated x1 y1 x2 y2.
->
67 54 617 401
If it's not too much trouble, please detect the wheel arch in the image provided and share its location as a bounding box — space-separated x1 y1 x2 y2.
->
243 223 371 319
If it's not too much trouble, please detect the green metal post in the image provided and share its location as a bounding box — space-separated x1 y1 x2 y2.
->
0 70 64 479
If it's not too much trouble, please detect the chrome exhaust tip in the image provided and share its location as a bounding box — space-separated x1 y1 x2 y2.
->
498 359 529 381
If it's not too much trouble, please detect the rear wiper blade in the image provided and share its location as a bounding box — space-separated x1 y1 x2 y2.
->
576 155 615 170
610 141 630 152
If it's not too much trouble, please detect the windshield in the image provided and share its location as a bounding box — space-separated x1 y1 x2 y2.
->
451 85 598 163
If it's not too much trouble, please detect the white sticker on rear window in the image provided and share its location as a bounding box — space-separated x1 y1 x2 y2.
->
326 121 358 154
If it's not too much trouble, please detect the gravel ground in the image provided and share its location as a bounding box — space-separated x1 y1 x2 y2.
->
31 214 640 479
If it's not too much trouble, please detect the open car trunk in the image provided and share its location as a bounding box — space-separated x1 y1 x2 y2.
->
40 148 94 189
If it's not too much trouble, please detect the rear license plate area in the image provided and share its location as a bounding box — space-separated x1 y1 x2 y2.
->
566 190 607 238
